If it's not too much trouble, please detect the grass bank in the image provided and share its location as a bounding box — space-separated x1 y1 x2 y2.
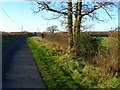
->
27 37 78 88
27 36 120 88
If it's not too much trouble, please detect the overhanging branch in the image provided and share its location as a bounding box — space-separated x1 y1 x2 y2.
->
36 1 68 15
101 7 113 19
81 2 113 17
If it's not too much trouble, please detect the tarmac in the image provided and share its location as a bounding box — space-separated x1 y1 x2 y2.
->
2 37 47 89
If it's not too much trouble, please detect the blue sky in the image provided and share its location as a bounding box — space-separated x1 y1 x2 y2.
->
0 2 64 32
0 1 118 32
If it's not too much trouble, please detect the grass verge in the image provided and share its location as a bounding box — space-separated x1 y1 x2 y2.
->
27 37 78 88
27 36 120 88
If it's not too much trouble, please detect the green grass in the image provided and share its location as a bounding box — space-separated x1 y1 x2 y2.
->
27 37 78 88
101 37 110 47
27 36 120 88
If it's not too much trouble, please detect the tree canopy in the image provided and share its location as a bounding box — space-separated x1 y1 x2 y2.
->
30 0 117 56
46 25 59 33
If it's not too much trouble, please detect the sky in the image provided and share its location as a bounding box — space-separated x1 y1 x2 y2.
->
0 1 119 32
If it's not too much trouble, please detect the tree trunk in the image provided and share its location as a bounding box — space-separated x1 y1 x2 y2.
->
74 1 82 56
73 2 78 54
68 0 73 54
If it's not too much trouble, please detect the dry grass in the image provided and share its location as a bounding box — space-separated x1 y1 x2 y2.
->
93 32 119 75
42 32 68 53
40 31 119 75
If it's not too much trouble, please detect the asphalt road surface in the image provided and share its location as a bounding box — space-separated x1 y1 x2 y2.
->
2 37 47 89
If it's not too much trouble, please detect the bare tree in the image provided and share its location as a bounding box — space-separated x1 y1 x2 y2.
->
68 0 73 54
30 0 117 56
46 25 59 33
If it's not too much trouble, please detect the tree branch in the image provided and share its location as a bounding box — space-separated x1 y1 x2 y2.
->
81 2 113 17
36 1 68 15
101 7 113 19
46 8 68 15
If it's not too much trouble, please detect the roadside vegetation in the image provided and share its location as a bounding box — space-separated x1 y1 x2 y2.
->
27 33 120 88
2 0 119 89
27 37 78 88
27 1 119 88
